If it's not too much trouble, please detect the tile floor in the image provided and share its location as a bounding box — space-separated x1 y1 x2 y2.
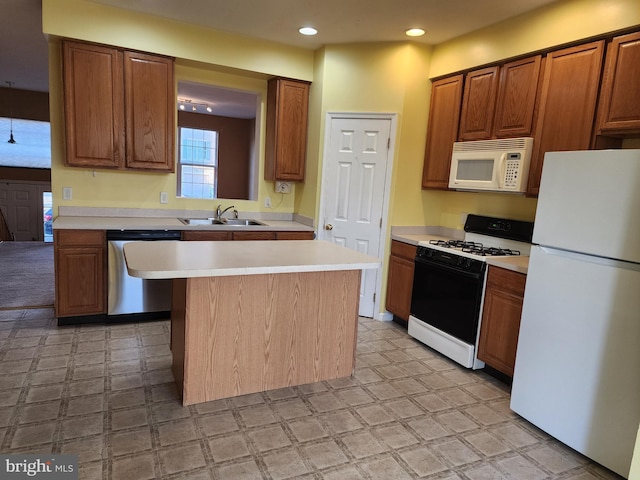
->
0 308 623 479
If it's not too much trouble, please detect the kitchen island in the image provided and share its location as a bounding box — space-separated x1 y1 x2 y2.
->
124 240 380 405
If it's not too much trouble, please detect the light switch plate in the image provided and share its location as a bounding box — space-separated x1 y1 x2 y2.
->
160 192 168 204
63 187 72 200
264 196 272 208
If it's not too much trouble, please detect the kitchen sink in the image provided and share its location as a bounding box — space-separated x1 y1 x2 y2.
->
178 218 265 226
221 219 265 226
178 218 224 225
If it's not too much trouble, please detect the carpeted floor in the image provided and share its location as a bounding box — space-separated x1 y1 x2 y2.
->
0 241 54 309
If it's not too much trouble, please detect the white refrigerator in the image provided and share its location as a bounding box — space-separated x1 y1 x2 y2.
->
510 149 640 478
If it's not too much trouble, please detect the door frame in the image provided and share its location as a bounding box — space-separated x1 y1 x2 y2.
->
318 112 397 320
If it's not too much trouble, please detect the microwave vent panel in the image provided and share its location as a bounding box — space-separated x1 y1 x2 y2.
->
452 137 533 152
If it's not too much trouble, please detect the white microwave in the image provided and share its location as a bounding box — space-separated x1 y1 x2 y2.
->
448 137 533 193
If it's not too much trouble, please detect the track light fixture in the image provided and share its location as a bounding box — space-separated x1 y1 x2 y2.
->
177 98 213 114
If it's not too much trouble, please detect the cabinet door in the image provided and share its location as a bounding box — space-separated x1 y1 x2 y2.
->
181 231 232 241
422 75 464 189
477 267 526 377
385 254 415 323
232 231 276 241
385 242 417 323
275 231 315 240
63 41 124 168
124 51 175 172
493 55 542 138
55 230 106 317
527 41 604 196
597 31 640 135
459 67 499 141
265 78 310 181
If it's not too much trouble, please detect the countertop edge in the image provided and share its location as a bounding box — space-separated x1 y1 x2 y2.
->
485 257 529 275
127 261 381 279
53 216 314 232
123 240 381 279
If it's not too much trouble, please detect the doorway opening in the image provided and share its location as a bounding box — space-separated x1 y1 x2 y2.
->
43 191 52 243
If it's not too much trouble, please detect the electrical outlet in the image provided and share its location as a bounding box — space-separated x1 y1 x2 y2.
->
275 181 291 194
160 192 168 204
264 196 272 208
63 187 72 200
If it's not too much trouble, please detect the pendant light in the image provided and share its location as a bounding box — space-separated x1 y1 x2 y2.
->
5 81 16 144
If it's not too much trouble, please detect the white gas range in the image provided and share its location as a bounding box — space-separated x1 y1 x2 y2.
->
408 215 533 369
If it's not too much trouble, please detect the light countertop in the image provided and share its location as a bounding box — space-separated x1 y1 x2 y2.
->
392 228 529 274
53 216 314 232
124 240 381 279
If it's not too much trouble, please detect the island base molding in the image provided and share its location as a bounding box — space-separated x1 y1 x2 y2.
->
171 269 361 405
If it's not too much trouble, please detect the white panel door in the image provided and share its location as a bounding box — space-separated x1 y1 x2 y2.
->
0 182 42 241
320 116 391 317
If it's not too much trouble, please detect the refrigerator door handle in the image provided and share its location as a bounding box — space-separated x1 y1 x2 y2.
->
538 245 640 272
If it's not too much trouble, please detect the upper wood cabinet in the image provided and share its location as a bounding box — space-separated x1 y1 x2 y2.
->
458 57 541 141
265 78 311 182
63 41 124 168
458 66 499 141
124 51 175 171
493 55 542 138
597 31 640 135
422 74 463 189
527 41 604 196
62 41 175 172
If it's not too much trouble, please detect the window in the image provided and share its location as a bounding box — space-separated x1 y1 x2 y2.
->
177 127 218 199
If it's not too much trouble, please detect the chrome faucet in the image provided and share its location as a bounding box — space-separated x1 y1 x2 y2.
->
215 204 236 219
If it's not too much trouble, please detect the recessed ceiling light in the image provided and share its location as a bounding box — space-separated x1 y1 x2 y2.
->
405 28 426 37
299 27 318 36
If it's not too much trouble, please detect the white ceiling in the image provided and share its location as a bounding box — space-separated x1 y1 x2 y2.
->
1 0 560 111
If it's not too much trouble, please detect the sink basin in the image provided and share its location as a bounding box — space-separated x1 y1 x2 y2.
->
221 219 265 226
178 218 265 226
178 218 224 225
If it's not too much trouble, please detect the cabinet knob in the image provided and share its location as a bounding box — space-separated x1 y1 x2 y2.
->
325 224 333 231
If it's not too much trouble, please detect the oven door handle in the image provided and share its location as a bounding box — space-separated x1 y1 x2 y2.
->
414 256 484 280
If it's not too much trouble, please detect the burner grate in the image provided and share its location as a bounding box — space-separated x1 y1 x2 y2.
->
429 239 521 257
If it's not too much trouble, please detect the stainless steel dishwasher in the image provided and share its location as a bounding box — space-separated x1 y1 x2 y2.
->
107 230 181 320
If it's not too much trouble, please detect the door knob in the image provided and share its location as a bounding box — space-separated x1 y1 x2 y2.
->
325 224 333 231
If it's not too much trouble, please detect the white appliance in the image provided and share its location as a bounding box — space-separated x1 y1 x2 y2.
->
510 149 640 478
449 137 533 193
408 215 533 370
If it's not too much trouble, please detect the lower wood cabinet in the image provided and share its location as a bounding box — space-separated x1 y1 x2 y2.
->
181 231 232 241
54 230 106 317
181 230 314 241
477 265 526 377
275 231 315 240
385 240 417 326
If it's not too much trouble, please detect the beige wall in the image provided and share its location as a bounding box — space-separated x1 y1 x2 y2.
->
429 0 640 77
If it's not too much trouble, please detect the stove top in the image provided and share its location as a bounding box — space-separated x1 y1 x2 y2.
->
427 239 522 257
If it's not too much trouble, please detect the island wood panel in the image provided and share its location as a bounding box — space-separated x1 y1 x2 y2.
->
173 269 360 405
